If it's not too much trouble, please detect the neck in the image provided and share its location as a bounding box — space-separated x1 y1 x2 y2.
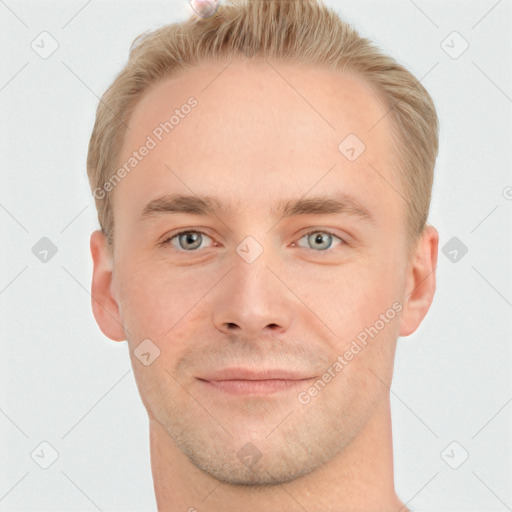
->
149 395 408 512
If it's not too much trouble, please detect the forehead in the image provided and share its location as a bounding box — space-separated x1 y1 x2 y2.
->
113 59 403 228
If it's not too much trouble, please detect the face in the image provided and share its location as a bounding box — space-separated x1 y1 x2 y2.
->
93 59 426 485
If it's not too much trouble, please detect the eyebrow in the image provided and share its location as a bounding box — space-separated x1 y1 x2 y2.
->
140 193 374 222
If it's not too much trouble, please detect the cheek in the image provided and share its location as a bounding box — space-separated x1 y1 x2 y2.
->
298 254 402 370
302 261 398 339
114 257 220 338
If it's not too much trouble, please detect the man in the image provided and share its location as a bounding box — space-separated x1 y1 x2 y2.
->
87 1 439 510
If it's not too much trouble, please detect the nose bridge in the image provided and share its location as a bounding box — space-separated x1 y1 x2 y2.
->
231 233 279 307
234 244 270 294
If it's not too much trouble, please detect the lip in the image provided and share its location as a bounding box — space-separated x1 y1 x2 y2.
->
198 367 316 381
197 368 317 395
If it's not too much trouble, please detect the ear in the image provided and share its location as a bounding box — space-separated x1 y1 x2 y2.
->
90 230 126 341
399 225 439 337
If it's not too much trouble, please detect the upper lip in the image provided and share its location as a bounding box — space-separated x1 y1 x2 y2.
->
198 368 316 381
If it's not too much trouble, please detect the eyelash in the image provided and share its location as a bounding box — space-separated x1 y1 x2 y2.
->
160 229 346 252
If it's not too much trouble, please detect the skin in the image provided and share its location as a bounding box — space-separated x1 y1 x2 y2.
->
90 58 438 512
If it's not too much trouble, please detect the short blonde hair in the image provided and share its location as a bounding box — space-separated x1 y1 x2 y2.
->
87 0 439 251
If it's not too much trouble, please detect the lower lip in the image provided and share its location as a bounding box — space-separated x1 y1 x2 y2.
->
199 378 315 395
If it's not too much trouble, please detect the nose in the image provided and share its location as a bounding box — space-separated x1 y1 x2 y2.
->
212 244 294 338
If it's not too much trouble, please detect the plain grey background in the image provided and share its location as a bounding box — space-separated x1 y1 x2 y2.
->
1 0 511 510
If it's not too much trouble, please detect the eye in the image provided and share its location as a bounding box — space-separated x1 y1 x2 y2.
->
161 229 345 253
162 230 214 251
294 230 344 251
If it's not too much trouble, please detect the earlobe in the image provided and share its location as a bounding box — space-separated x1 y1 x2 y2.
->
90 230 126 342
399 225 439 337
